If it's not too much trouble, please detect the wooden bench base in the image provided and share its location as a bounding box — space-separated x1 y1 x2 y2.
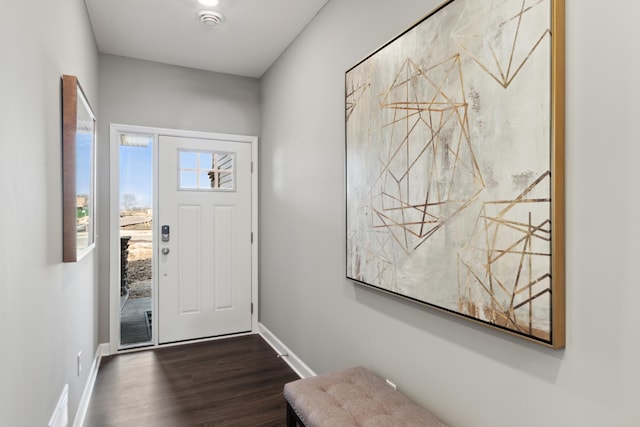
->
286 400 305 427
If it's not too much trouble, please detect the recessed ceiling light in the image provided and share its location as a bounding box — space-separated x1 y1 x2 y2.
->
198 10 225 27
198 0 219 7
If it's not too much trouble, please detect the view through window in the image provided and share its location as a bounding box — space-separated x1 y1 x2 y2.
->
119 133 153 347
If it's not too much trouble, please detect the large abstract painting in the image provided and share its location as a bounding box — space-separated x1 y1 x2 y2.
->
346 0 565 348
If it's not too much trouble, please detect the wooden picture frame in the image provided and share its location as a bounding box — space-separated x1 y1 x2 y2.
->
62 75 96 262
345 0 565 348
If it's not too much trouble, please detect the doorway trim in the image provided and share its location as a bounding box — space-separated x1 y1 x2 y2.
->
109 124 259 354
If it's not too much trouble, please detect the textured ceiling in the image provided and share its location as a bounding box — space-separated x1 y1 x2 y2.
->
85 0 329 78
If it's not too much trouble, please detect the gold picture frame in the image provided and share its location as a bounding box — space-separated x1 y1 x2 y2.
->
62 75 96 262
345 0 565 348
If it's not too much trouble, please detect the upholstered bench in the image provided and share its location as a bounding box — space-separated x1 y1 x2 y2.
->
283 367 447 427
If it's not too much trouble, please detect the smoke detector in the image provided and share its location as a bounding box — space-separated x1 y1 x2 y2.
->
198 10 225 27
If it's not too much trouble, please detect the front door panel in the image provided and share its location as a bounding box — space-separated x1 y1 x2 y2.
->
158 135 252 344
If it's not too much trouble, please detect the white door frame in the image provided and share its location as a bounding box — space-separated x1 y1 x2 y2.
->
109 123 259 354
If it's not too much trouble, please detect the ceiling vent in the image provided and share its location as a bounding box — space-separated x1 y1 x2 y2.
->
198 10 224 27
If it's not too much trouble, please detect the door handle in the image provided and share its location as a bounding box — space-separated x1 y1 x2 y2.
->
161 247 170 255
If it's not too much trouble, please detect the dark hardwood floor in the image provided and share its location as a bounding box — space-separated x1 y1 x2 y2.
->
84 334 300 426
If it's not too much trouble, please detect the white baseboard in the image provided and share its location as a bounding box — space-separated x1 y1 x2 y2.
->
48 384 68 427
258 323 316 379
73 343 109 427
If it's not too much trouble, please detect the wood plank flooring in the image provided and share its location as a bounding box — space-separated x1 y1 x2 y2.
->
84 334 300 426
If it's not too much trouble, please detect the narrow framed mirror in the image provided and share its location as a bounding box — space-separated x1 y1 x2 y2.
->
62 74 96 262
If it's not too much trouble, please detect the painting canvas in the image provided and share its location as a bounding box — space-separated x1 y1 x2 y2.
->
345 0 564 347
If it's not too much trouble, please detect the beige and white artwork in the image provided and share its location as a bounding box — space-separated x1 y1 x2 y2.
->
346 0 557 342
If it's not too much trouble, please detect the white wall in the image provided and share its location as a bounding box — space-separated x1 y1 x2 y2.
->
0 0 99 425
96 54 261 341
259 1 640 426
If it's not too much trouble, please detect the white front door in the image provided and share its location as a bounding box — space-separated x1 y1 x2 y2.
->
157 135 252 344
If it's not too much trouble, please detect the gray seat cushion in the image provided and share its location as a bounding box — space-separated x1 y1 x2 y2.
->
284 367 447 427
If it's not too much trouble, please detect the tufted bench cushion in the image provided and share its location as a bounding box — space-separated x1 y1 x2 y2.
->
283 367 447 427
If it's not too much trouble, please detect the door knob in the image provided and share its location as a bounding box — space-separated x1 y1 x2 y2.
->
161 247 170 255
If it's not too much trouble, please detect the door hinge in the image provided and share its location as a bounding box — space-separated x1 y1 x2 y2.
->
251 303 254 314
251 232 254 243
